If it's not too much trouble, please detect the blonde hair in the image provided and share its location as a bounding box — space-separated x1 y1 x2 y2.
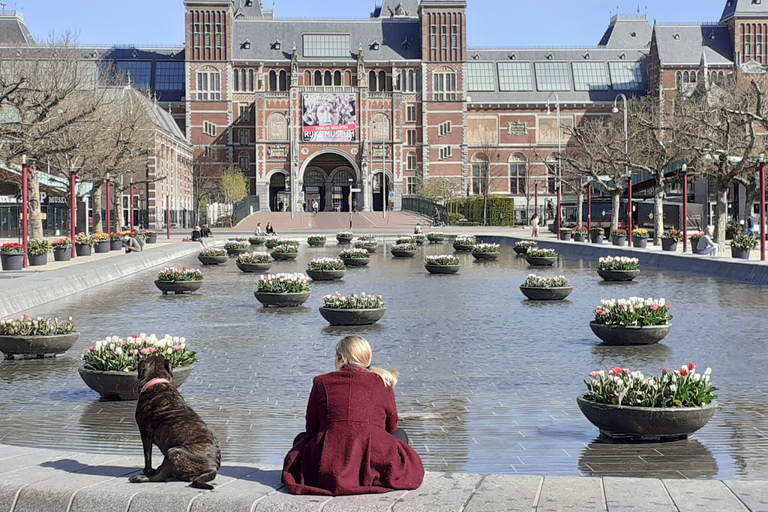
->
335 335 398 387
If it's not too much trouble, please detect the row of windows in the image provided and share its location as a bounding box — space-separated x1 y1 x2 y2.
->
197 68 221 100
742 23 768 63
304 34 351 58
433 71 457 101
113 61 184 91
471 163 560 195
438 146 452 160
203 121 217 136
438 121 452 136
675 70 727 88
467 61 643 92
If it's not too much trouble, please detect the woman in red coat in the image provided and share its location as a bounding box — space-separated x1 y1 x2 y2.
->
282 336 425 495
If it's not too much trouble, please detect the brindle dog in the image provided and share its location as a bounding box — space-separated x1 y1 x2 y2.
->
129 355 221 489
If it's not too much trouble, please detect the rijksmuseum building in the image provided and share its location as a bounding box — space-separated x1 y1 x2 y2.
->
2 0 765 221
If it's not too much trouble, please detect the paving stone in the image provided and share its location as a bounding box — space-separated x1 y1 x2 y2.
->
664 480 750 512
603 477 676 511
322 491 408 512
391 472 483 512
190 465 284 512
0 445 45 459
463 474 542 512
0 448 82 474
724 481 768 512
252 491 332 512
537 476 605 511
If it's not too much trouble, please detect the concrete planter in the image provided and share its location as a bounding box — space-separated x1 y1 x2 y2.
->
519 285 573 301
661 239 679 252
572 233 586 242
336 235 354 243
577 396 718 440
226 247 249 256
1 252 24 270
414 239 425 246
391 248 418 258
560 231 572 241
28 253 48 266
271 251 298 260
513 245 535 255
154 280 203 295
110 240 123 251
341 257 370 267
306 269 346 281
307 239 327 247
75 244 92 257
53 247 72 262
472 251 500 260
425 264 460 274
78 365 193 401
0 332 80 359
612 236 627 247
590 233 604 244
525 256 557 266
633 237 648 249
249 236 266 246
254 291 311 307
589 322 672 345
145 235 157 244
264 239 280 249
197 254 228 265
427 235 445 243
359 244 378 253
236 261 272 273
453 243 475 252
93 241 110 253
597 269 640 281
731 247 751 259
318 307 386 326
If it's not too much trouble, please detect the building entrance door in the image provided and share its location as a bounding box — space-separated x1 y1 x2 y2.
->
269 173 288 212
372 172 391 211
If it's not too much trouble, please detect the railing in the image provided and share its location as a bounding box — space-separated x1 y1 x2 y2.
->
232 195 261 225
402 195 448 225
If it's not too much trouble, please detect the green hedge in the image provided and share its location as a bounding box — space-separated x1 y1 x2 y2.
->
448 196 516 226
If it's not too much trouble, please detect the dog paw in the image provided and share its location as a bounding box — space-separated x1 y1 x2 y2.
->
129 475 149 484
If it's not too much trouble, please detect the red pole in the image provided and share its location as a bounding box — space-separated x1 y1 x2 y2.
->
166 195 171 240
587 183 592 239
70 171 77 259
627 175 633 247
21 157 29 268
105 178 111 235
760 160 766 261
683 169 688 253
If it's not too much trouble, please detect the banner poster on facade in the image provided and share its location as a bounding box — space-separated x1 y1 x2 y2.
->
302 93 356 142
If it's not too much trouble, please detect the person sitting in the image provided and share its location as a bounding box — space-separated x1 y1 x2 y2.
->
282 336 424 496
201 224 212 238
414 223 422 235
255 222 264 235
191 226 202 242
123 235 142 253
697 225 718 256
266 222 275 235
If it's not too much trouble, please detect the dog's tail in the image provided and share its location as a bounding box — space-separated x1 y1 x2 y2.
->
191 470 217 490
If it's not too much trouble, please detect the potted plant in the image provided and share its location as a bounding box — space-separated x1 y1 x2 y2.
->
611 229 627 246
249 235 266 246
631 228 650 249
589 226 605 244
559 227 573 241
306 257 346 281
52 238 73 262
144 231 158 244
571 226 588 242
589 297 672 345
661 229 683 251
0 314 79 359
472 243 501 260
427 232 445 243
27 238 52 266
597 255 640 281
412 234 426 245
236 252 273 273
265 236 281 249
307 235 327 247
154 267 204 295
731 234 758 259
197 247 228 265
354 237 378 253
396 236 417 245
391 242 418 257
339 248 371 266
336 231 354 243
453 235 476 251
525 247 558 266
75 233 93 257
424 254 461 274
224 240 249 256
79 334 197 400
689 232 704 254
271 243 299 260
1 242 25 270
318 292 386 326
109 232 125 251
254 272 311 307
513 240 537 255
93 232 111 253
578 362 717 440
519 274 572 300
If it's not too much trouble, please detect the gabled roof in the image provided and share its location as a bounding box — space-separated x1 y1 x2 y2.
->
653 24 733 66
0 11 35 45
372 0 419 18
721 0 768 22
598 14 652 49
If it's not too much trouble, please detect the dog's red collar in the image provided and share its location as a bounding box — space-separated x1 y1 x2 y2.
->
140 378 171 393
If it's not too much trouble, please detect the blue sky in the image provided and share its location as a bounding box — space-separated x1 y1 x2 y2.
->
11 0 728 47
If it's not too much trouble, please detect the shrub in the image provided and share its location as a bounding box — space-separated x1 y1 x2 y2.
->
27 238 52 255
732 234 758 250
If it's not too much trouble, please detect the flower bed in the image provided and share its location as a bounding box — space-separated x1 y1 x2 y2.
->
308 258 345 271
156 267 203 282
1 242 24 254
322 292 385 309
472 243 500 253
526 247 557 258
583 362 716 408
339 248 371 259
425 255 460 266
199 248 227 257
81 334 197 372
52 238 72 249
238 252 273 264
593 297 671 326
0 314 75 336
598 256 639 271
257 273 310 293
522 274 569 288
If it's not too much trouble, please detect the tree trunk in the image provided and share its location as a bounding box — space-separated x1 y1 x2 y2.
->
715 183 729 252
611 191 621 233
91 182 103 233
743 182 757 223
653 183 665 246
576 190 584 226
28 170 43 239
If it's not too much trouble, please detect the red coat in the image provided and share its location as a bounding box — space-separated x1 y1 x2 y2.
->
282 365 425 495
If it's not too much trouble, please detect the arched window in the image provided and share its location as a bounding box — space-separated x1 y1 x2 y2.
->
305 70 312 85
241 69 247 91
314 70 322 85
238 152 250 172
406 151 417 171
234 69 239 91
248 69 254 91
369 70 377 91
334 70 341 86
304 170 325 187
379 71 387 91
269 70 277 91
324 70 332 85
471 153 489 195
279 70 287 90
509 154 527 194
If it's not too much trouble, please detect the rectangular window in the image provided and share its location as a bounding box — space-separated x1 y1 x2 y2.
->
441 25 447 48
431 26 437 49
438 121 452 136
303 34 351 58
498 62 533 91
509 163 526 194
572 62 610 91
746 34 753 59
239 155 250 171
239 104 250 122
154 61 184 90
406 104 416 122
451 26 458 49
203 121 217 136
439 146 452 160
239 129 249 146
758 34 764 60
534 62 571 91
115 61 152 89
197 70 221 100
467 63 495 91
433 71 457 101
608 62 643 90
407 129 417 146
406 176 418 194
407 153 417 171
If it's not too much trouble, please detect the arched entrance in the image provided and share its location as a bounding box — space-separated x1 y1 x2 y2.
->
269 172 289 212
372 171 393 212
301 152 359 212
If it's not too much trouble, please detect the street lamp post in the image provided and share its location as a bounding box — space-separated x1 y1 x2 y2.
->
534 181 539 226
587 182 592 236
760 153 766 261
70 170 78 259
546 92 562 239
348 178 354 229
129 178 135 232
682 163 688 253
105 174 111 235
612 93 631 245
21 155 29 268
